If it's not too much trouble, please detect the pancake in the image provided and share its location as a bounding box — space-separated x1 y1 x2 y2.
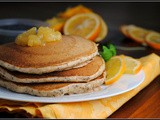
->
0 72 106 97
0 56 105 83
0 35 98 74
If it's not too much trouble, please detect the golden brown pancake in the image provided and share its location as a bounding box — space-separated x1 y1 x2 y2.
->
0 35 98 74
0 72 106 97
0 56 105 83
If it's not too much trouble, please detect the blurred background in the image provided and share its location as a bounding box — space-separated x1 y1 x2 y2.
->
0 2 159 57
0 3 159 28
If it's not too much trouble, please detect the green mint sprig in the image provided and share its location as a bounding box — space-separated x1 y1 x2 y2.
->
99 44 116 62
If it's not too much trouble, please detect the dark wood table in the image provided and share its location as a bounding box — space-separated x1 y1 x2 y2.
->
110 76 160 118
0 2 159 118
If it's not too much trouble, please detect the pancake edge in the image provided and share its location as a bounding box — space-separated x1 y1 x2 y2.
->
0 50 98 74
0 72 106 97
0 56 105 83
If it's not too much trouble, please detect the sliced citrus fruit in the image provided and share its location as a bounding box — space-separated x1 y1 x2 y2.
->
124 56 142 74
127 26 150 45
145 32 160 50
120 25 136 38
58 5 92 19
95 15 108 42
63 13 101 41
105 55 126 85
46 17 66 32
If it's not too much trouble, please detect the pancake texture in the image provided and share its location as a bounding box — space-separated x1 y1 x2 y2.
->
0 35 98 74
0 72 106 97
0 56 105 83
0 35 106 97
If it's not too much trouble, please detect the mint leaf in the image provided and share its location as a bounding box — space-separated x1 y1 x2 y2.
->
99 44 117 62
108 44 116 56
100 46 112 62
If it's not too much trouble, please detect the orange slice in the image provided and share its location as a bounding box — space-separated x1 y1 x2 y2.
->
63 13 101 41
124 56 142 74
58 5 92 19
145 32 160 50
46 17 66 32
105 55 126 85
127 26 149 45
95 15 108 42
120 25 136 38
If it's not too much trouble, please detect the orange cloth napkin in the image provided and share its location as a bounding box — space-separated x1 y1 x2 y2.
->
0 53 159 118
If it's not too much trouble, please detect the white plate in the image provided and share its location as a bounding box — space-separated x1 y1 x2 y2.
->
0 70 145 103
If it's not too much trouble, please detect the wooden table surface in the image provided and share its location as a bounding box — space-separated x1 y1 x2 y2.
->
0 2 159 118
109 76 160 118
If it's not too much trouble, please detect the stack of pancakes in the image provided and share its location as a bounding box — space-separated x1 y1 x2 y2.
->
0 35 106 97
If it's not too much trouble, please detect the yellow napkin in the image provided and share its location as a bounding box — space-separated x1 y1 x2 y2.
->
0 53 159 118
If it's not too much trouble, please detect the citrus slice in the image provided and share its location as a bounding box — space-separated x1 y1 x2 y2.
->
145 32 160 50
95 15 108 42
46 17 66 32
120 25 136 38
63 13 101 41
127 26 149 45
105 55 126 85
58 5 92 19
124 56 142 74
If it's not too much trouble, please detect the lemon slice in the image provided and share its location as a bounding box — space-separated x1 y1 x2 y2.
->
124 56 142 74
63 13 101 41
105 55 126 85
145 32 160 50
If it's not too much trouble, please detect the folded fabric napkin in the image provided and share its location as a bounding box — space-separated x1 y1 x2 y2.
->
0 53 159 118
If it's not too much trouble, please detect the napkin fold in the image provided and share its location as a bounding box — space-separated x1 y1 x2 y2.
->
0 53 159 118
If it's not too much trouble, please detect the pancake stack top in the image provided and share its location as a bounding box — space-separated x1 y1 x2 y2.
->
0 35 106 97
